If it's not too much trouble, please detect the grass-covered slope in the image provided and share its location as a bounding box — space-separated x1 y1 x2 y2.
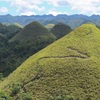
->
51 22 72 39
13 22 23 28
0 23 100 100
10 21 56 42
45 24 55 31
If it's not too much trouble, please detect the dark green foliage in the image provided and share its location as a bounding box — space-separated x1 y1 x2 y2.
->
51 22 72 39
96 26 100 29
0 23 8 34
5 25 22 39
0 23 22 39
55 95 63 100
0 21 56 77
11 83 21 96
65 95 75 100
18 93 32 100
0 91 12 100
0 73 3 80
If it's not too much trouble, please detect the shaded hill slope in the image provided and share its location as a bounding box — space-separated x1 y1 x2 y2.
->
97 26 100 29
5 24 22 39
0 21 56 77
51 23 72 39
0 23 100 100
0 23 22 39
10 21 56 42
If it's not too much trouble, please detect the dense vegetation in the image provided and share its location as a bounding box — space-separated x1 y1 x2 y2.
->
0 23 100 100
0 22 56 77
0 23 22 39
51 23 72 39
97 26 100 29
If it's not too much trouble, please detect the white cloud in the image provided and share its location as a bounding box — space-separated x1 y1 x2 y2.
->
1 0 100 15
0 7 8 13
47 9 69 16
68 0 100 15
2 0 45 15
45 0 100 15
46 0 68 6
20 11 36 16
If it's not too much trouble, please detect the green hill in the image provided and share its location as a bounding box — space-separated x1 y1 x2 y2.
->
45 24 55 31
2 22 10 26
5 24 22 39
0 23 100 100
13 22 23 28
10 21 56 42
0 23 22 39
0 21 56 77
51 22 72 39
0 23 7 34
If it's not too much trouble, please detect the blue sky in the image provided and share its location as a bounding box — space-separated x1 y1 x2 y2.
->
0 0 100 16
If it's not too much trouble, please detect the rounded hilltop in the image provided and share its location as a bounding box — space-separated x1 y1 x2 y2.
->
51 22 72 39
10 21 56 42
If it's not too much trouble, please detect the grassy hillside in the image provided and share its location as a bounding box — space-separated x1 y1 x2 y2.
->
45 24 55 31
0 23 100 100
13 22 23 28
51 22 72 39
10 21 56 42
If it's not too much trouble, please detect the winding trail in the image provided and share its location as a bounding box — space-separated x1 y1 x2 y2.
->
67 46 89 58
22 47 90 92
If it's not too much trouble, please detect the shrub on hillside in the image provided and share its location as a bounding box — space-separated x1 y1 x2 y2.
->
11 83 21 96
18 93 32 100
0 91 12 100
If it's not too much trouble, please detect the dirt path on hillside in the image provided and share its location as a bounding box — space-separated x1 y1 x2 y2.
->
22 47 90 92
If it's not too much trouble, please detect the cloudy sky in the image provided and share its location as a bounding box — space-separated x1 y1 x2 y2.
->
0 0 100 16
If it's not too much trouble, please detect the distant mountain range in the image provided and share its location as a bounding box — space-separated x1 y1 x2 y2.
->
0 14 100 28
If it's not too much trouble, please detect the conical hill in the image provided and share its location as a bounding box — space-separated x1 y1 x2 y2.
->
10 21 56 42
51 22 72 39
45 24 55 31
0 23 100 100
